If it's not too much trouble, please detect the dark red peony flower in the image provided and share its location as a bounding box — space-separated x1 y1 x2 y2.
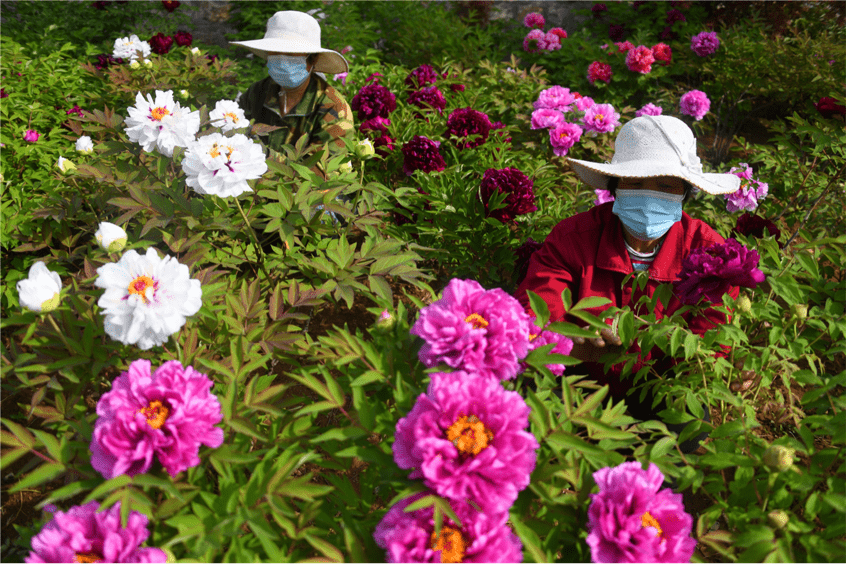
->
480 167 537 223
206 54 219 64
674 239 766 306
66 105 84 118
588 61 613 84
490 121 511 143
91 1 111 9
609 24 626 41
666 8 686 24
814 97 846 119
150 33 173 55
402 135 445 176
161 0 180 12
174 30 192 47
374 135 395 157
359 116 391 137
732 213 781 241
0 88 7 98
95 53 123 69
632 0 646 8
592 3 608 16
404 64 439 89
351 84 397 121
652 42 672 65
445 107 492 149
407 86 447 115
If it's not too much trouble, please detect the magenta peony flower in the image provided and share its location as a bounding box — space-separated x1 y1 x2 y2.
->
814 96 846 118
680 89 710 121
575 95 596 112
549 121 583 157
666 8 686 24
359 116 391 137
548 27 568 40
523 320 574 376
543 32 562 51
405 64 439 89
533 85 576 111
635 103 663 117
594 188 615 206
523 28 546 53
401 135 445 176
652 42 672 65
26 501 166 563
393 371 539 513
149 33 173 55
674 239 766 305
531 108 565 130
374 492 523 563
174 30 192 47
351 83 397 121
410 278 531 380
23 129 40 143
445 107 492 149
615 40 634 53
66 105 84 118
732 213 781 241
480 167 537 222
626 45 655 74
407 86 447 115
587 462 697 564
582 103 620 135
608 24 626 41
90 359 224 478
365 72 383 84
161 0 180 12
524 12 545 29
690 31 720 57
587 61 613 84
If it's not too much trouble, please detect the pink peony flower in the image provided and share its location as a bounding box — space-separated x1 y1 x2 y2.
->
523 320 574 376
732 213 781 241
149 33 173 55
410 278 532 380
173 30 192 47
673 239 766 305
724 163 768 212
614 40 634 53
479 167 537 222
23 129 40 143
575 96 596 112
405 64 439 89
334 72 349 86
587 61 613 84
814 96 846 118
593 188 615 206
524 12 545 29
407 86 447 115
392 371 539 513
90 359 224 478
351 84 397 120
531 108 565 130
533 85 576 111
652 42 672 65
25 501 166 563
523 28 546 53
626 45 655 74
401 135 445 176
549 122 583 157
587 462 697 563
680 89 710 121
445 107 492 149
582 103 620 134
635 103 663 117
543 32 562 51
666 8 686 24
548 27 568 40
690 31 720 57
374 492 523 563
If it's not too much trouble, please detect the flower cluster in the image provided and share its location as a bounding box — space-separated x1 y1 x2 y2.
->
521 13 567 53
724 162 768 212
124 90 200 157
182 132 268 198
359 116 394 157
531 85 620 156
402 135 446 176
350 83 397 121
691 31 720 57
674 239 766 305
479 167 537 223
445 107 492 149
652 42 672 65
679 89 710 121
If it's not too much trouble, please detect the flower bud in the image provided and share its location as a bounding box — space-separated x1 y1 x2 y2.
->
17 262 62 313
339 161 353 174
736 295 752 313
57 156 76 173
129 60 140 69
377 309 395 328
95 222 128 253
143 59 153 67
791 304 808 321
763 445 795 472
355 138 375 159
191 47 201 55
178 89 190 100
75 135 94 154
767 510 789 529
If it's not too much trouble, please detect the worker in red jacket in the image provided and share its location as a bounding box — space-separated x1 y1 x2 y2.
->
515 115 752 452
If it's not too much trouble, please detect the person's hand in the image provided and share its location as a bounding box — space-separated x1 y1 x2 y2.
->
570 326 623 362
730 360 758 392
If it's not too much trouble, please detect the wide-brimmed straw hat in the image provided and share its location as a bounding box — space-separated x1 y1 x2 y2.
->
568 115 740 195
229 11 348 75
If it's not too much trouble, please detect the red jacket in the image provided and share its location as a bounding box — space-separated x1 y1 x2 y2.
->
515 202 737 398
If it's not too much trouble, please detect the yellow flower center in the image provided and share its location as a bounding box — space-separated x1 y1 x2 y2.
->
464 313 488 330
75 552 102 563
641 511 663 537
127 275 156 303
595 113 605 122
224 111 240 123
446 415 493 456
208 143 234 160
430 526 466 563
528 332 539 342
559 131 570 139
139 399 169 430
150 107 170 121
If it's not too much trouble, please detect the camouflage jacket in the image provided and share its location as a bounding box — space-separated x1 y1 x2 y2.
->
239 75 353 154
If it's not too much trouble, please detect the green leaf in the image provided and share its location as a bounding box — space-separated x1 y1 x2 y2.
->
573 386 609 418
10 462 65 492
305 535 344 563
509 513 548 563
83 474 132 502
312 427 368 443
650 436 676 459
570 296 611 311
527 291 550 327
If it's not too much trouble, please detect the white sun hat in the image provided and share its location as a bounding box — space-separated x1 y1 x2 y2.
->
567 115 740 195
229 11 348 75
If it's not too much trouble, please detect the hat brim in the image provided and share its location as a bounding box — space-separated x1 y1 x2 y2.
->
230 39 348 74
567 157 740 195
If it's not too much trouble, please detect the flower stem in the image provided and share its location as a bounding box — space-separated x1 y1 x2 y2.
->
233 196 270 281
45 313 74 353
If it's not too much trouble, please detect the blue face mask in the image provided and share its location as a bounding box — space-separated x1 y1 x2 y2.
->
267 54 310 89
612 188 683 241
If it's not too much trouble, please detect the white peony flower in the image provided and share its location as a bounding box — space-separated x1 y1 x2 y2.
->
17 262 62 313
95 222 128 253
75 135 94 154
209 100 247 132
112 34 151 61
124 90 200 157
57 156 76 173
94 248 202 350
181 132 268 198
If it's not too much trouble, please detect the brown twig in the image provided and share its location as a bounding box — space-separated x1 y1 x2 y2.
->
784 160 846 248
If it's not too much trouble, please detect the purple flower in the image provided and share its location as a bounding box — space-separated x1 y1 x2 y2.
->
724 163 768 212
351 84 397 121
410 278 531 380
360 116 391 146
401 135 445 176
533 85 576 112
374 135 395 156
174 30 193 47
680 89 710 121
582 103 620 135
732 213 781 241
524 320 574 376
149 33 173 55
691 31 720 57
593 188 615 206
549 122 583 157
480 167 537 222
90 359 224 478
26 501 166 563
405 64 439 89
635 103 663 117
524 12 545 29
660 25 678 41
626 45 655 74
523 28 546 53
445 107 492 149
531 108 565 130
407 86 447 115
374 492 523 563
666 8 686 24
587 462 697 564
23 129 40 143
674 239 766 305
393 371 539 514
587 61 612 84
